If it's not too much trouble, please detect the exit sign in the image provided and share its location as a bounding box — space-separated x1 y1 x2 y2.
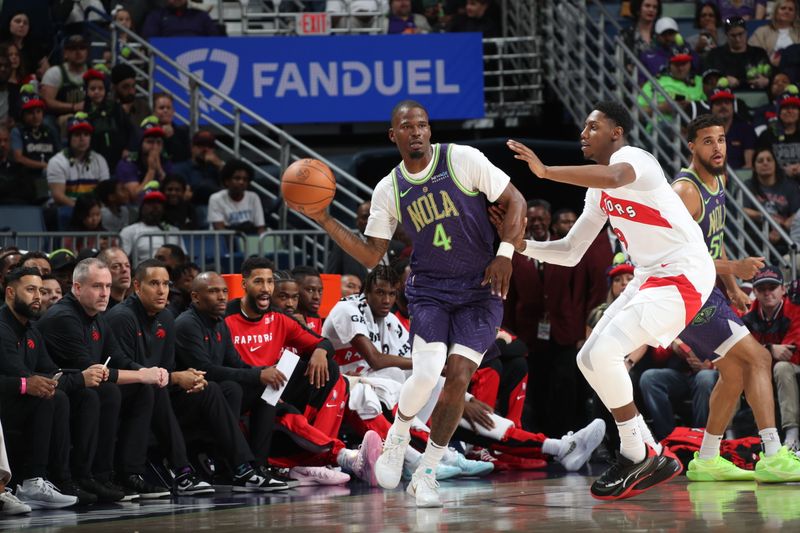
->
297 13 330 35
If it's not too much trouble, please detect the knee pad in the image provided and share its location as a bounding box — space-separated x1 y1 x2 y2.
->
409 336 448 391
578 331 634 410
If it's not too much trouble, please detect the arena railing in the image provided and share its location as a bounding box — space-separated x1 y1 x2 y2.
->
540 0 797 279
257 230 330 272
132 230 247 274
0 232 121 254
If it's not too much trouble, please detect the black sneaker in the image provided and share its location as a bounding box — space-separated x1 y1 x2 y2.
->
117 474 170 500
630 445 683 494
53 478 98 506
174 472 215 496
590 446 659 501
260 466 300 489
76 477 125 503
232 468 289 493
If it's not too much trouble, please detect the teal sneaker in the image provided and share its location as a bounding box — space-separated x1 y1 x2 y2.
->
755 446 800 483
687 452 755 481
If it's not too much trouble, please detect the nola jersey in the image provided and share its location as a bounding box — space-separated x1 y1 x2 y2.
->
364 143 510 287
322 294 411 376
672 168 726 259
224 300 325 367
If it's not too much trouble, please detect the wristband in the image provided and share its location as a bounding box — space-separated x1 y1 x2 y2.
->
497 241 515 259
20 377 26 395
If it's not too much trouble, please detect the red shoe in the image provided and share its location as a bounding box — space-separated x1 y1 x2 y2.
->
492 453 547 471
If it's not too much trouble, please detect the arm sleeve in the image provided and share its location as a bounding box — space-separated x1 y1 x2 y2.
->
206 194 225 224
450 145 511 202
105 311 145 370
36 314 97 371
46 156 67 184
40 66 62 89
364 176 398 240
521 190 607 267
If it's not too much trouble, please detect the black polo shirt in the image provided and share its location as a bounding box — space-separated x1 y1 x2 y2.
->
175 304 262 385
106 294 176 371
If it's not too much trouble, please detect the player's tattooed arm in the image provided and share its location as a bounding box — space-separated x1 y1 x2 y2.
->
308 210 389 269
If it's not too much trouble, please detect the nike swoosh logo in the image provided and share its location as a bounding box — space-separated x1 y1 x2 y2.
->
325 403 339 408
703 196 713 205
515 395 525 401
400 187 413 198
249 346 262 352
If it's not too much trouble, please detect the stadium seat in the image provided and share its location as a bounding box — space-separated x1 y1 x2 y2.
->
0 206 46 232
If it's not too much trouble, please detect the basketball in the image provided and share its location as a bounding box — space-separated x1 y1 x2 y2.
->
281 158 336 214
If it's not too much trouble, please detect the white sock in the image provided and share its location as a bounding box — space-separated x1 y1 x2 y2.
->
617 417 646 463
636 414 662 454
760 428 782 456
418 440 447 475
542 438 562 457
391 414 413 439
785 427 799 445
698 432 723 460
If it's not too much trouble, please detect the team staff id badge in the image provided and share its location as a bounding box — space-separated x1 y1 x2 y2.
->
537 319 550 340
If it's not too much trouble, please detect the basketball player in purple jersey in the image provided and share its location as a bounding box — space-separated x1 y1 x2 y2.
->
306 100 526 507
674 115 800 482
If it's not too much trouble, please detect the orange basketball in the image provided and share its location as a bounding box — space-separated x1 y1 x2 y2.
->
281 158 336 214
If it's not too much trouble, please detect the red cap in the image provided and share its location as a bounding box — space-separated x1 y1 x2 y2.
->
710 88 735 102
608 263 635 279
142 191 167 203
669 53 692 64
82 69 106 83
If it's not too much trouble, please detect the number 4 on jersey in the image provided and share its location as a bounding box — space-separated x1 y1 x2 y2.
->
433 223 452 251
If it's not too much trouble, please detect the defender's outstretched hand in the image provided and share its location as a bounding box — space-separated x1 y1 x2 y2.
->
507 139 547 179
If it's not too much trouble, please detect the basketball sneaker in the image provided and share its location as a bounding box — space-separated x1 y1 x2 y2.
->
375 430 410 489
0 489 30 515
687 452 755 481
629 445 683 494
407 468 442 508
339 430 382 486
289 466 350 486
402 460 462 481
590 446 659 501
754 446 800 483
557 418 606 472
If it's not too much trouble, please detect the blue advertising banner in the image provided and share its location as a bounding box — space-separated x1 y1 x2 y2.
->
151 34 485 124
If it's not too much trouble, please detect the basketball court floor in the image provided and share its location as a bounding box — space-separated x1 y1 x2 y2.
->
3 465 799 532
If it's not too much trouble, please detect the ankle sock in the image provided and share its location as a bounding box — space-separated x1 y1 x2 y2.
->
760 428 781 457
617 417 646 463
698 432 722 460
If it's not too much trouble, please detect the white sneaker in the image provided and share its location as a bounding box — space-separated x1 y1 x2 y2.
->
556 418 606 472
340 430 382 486
443 449 494 477
16 478 78 509
289 466 350 486
406 469 442 508
402 460 462 481
0 489 31 515
375 431 410 489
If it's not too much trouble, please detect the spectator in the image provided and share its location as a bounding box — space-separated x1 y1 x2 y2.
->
0 12 46 79
340 274 362 297
551 208 577 237
711 0 766 21
743 147 799 254
83 68 133 172
47 249 76 295
704 15 770 91
63 194 107 253
34 258 169 500
638 46 705 122
3 42 25 85
688 2 726 57
0 267 85 508
292 266 324 333
749 0 800 66
173 130 223 205
96 179 132 233
64 0 107 26
757 88 800 179
155 243 186 272
120 191 185 263
0 53 15 126
141 0 221 39
97 246 131 309
18 251 50 275
40 273 62 312
0 126 32 204
0 247 20 290
166 261 199 318
709 86 757 168
639 17 701 78
115 117 171 202
110 63 149 131
152 93 190 163
446 0 500 37
422 0 446 32
753 70 792 132
161 174 197 230
742 266 800 449
326 0 385 33
47 113 110 207
207 160 265 235
11 85 58 198
382 0 431 33
39 34 88 119
621 0 661 62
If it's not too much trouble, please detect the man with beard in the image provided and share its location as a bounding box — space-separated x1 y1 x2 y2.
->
106 259 271 495
291 266 324 334
110 64 150 132
97 247 131 309
120 191 185 264
0 267 82 508
223 257 380 486
671 115 800 483
35 258 170 500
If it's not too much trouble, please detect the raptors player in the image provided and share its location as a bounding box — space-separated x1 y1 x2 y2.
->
498 101 714 500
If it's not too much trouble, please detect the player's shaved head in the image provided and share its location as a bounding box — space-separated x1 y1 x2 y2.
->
191 271 228 318
391 99 428 125
192 271 222 292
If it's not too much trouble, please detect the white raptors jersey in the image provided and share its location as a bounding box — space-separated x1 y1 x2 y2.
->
322 294 411 376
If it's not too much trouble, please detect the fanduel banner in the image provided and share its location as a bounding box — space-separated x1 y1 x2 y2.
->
151 34 485 124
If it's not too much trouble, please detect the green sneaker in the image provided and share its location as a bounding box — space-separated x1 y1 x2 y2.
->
755 446 800 483
686 452 755 481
